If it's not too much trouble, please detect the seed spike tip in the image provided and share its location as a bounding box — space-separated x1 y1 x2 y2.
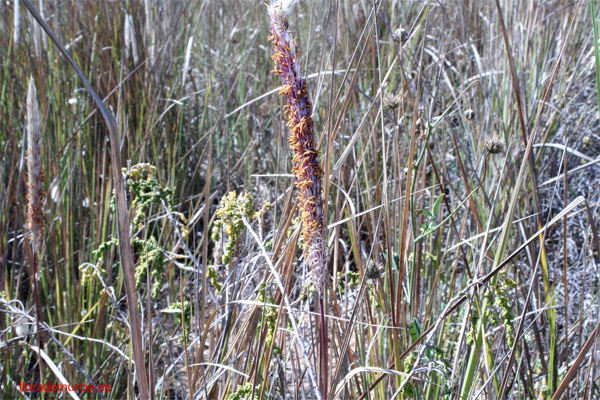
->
267 0 299 19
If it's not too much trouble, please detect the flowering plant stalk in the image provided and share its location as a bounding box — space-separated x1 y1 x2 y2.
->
26 79 44 255
26 77 45 377
267 0 328 397
267 0 327 293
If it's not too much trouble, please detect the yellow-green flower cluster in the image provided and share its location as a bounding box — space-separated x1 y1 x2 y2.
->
92 237 119 257
133 236 168 299
124 163 187 236
212 191 268 265
227 382 261 400
466 312 478 346
257 283 280 353
336 270 359 296
79 260 106 286
483 271 516 346
402 353 417 397
106 321 127 343
165 301 191 344
207 265 223 293
111 163 187 299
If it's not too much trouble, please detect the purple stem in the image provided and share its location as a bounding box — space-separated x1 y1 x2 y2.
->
319 295 328 400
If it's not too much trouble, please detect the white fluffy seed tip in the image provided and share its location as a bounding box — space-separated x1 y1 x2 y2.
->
267 0 299 19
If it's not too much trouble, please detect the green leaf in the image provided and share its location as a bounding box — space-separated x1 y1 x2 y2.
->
409 318 422 342
432 194 445 217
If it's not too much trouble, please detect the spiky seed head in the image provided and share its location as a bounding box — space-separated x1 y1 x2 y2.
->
266 0 299 19
464 109 475 121
484 134 504 154
26 78 45 253
268 0 327 293
366 265 382 280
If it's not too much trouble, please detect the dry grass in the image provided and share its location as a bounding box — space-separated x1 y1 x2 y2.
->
1 0 600 399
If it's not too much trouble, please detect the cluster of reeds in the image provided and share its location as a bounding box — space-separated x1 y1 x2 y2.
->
4 1 600 399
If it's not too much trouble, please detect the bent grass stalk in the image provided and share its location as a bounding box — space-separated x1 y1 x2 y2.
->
266 0 328 397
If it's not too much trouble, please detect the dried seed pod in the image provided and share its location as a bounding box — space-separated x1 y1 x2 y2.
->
484 134 505 154
393 27 408 44
366 265 382 280
464 109 475 121
383 93 401 110
415 117 426 139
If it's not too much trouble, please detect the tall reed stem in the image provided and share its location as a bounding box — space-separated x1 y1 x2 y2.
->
26 77 45 380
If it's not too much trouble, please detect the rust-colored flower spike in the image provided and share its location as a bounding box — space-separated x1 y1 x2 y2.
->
26 78 44 253
267 0 327 293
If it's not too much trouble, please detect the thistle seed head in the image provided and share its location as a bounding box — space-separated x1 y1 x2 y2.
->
366 265 382 280
484 134 505 154
383 93 401 110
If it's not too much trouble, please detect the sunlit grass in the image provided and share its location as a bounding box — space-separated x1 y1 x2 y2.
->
1 1 600 399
